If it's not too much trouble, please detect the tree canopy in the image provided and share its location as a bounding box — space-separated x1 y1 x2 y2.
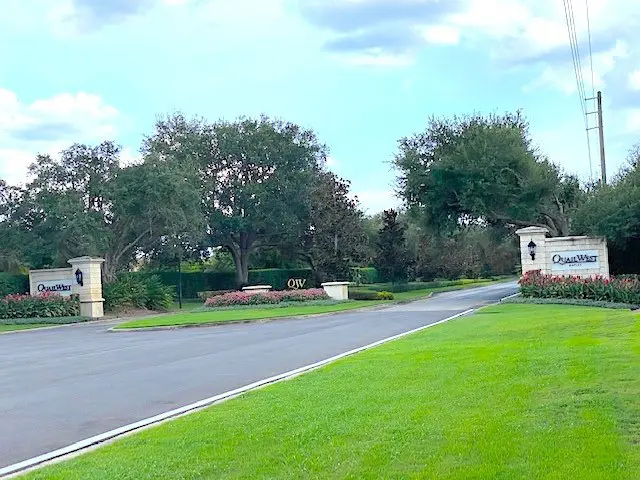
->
145 114 331 285
394 112 582 236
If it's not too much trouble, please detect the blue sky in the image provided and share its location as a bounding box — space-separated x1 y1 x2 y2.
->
1 0 640 213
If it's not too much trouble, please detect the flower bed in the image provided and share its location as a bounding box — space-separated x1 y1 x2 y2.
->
0 293 80 319
519 270 640 305
204 288 329 308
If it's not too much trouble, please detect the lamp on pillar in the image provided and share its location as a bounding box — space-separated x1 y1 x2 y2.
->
528 240 537 260
75 268 84 287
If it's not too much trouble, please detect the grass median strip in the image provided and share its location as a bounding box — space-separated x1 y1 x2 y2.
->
114 301 383 329
0 324 55 332
115 280 506 330
24 304 640 479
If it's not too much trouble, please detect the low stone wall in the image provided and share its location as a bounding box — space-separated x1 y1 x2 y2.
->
517 226 610 278
29 268 74 297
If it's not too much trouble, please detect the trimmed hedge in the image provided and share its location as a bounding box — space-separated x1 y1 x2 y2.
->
349 290 395 301
519 270 640 305
350 267 379 285
141 269 315 299
0 293 79 319
357 279 492 294
0 273 29 297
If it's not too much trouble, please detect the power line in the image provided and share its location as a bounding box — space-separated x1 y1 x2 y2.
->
562 0 594 181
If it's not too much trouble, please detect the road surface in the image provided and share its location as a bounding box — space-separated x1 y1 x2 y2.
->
0 281 517 468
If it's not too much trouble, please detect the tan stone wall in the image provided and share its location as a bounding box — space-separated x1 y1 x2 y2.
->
29 268 74 296
516 227 610 278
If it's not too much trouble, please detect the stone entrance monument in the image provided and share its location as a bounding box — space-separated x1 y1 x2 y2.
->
29 256 105 318
516 226 610 278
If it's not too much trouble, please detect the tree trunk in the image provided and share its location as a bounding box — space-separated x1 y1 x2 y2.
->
226 231 255 287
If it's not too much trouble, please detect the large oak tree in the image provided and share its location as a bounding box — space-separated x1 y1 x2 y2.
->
394 112 582 236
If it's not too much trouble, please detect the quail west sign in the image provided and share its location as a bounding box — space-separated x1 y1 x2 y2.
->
551 250 600 271
35 279 74 296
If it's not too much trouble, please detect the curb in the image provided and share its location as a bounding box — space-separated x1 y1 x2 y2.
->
0 307 475 478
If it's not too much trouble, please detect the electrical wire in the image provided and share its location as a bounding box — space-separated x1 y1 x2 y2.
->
562 0 594 181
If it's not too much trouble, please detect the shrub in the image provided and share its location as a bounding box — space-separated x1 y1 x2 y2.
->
350 267 379 285
104 274 174 312
0 273 29 297
348 289 394 301
376 291 394 300
0 293 79 319
519 270 640 305
204 288 329 308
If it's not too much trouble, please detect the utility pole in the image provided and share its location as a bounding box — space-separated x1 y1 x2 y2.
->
587 90 607 185
585 92 607 185
597 91 606 184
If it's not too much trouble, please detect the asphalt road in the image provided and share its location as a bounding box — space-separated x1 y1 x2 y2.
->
0 281 517 468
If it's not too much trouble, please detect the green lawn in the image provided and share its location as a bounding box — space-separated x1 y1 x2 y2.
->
115 301 382 329
116 280 505 329
25 304 640 479
0 324 54 332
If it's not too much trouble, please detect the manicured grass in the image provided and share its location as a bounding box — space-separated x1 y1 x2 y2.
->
115 301 382 329
25 305 640 479
116 280 505 330
0 324 54 332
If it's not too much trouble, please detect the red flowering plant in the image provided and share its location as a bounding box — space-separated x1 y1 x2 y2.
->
519 270 640 304
0 292 80 319
204 288 330 308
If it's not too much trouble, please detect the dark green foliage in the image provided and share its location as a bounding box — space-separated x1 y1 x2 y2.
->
502 296 639 310
350 267 379 285
394 112 581 236
0 273 29 297
141 268 315 299
573 162 640 274
103 274 174 312
412 228 519 281
0 294 79 319
374 209 410 283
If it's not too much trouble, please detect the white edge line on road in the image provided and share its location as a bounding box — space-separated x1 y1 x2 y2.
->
500 292 521 301
0 308 476 478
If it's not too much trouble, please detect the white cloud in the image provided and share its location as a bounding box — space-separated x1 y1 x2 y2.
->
0 88 121 185
628 69 640 91
345 51 414 67
325 155 339 170
422 25 460 45
624 108 640 134
524 40 630 95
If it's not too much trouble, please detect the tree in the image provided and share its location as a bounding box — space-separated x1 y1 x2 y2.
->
296 172 368 282
146 115 327 286
394 112 582 236
10 142 204 280
375 209 410 282
573 161 640 274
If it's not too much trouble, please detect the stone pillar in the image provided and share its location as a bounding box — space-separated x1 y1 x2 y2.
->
68 257 105 319
321 282 350 301
515 226 549 275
